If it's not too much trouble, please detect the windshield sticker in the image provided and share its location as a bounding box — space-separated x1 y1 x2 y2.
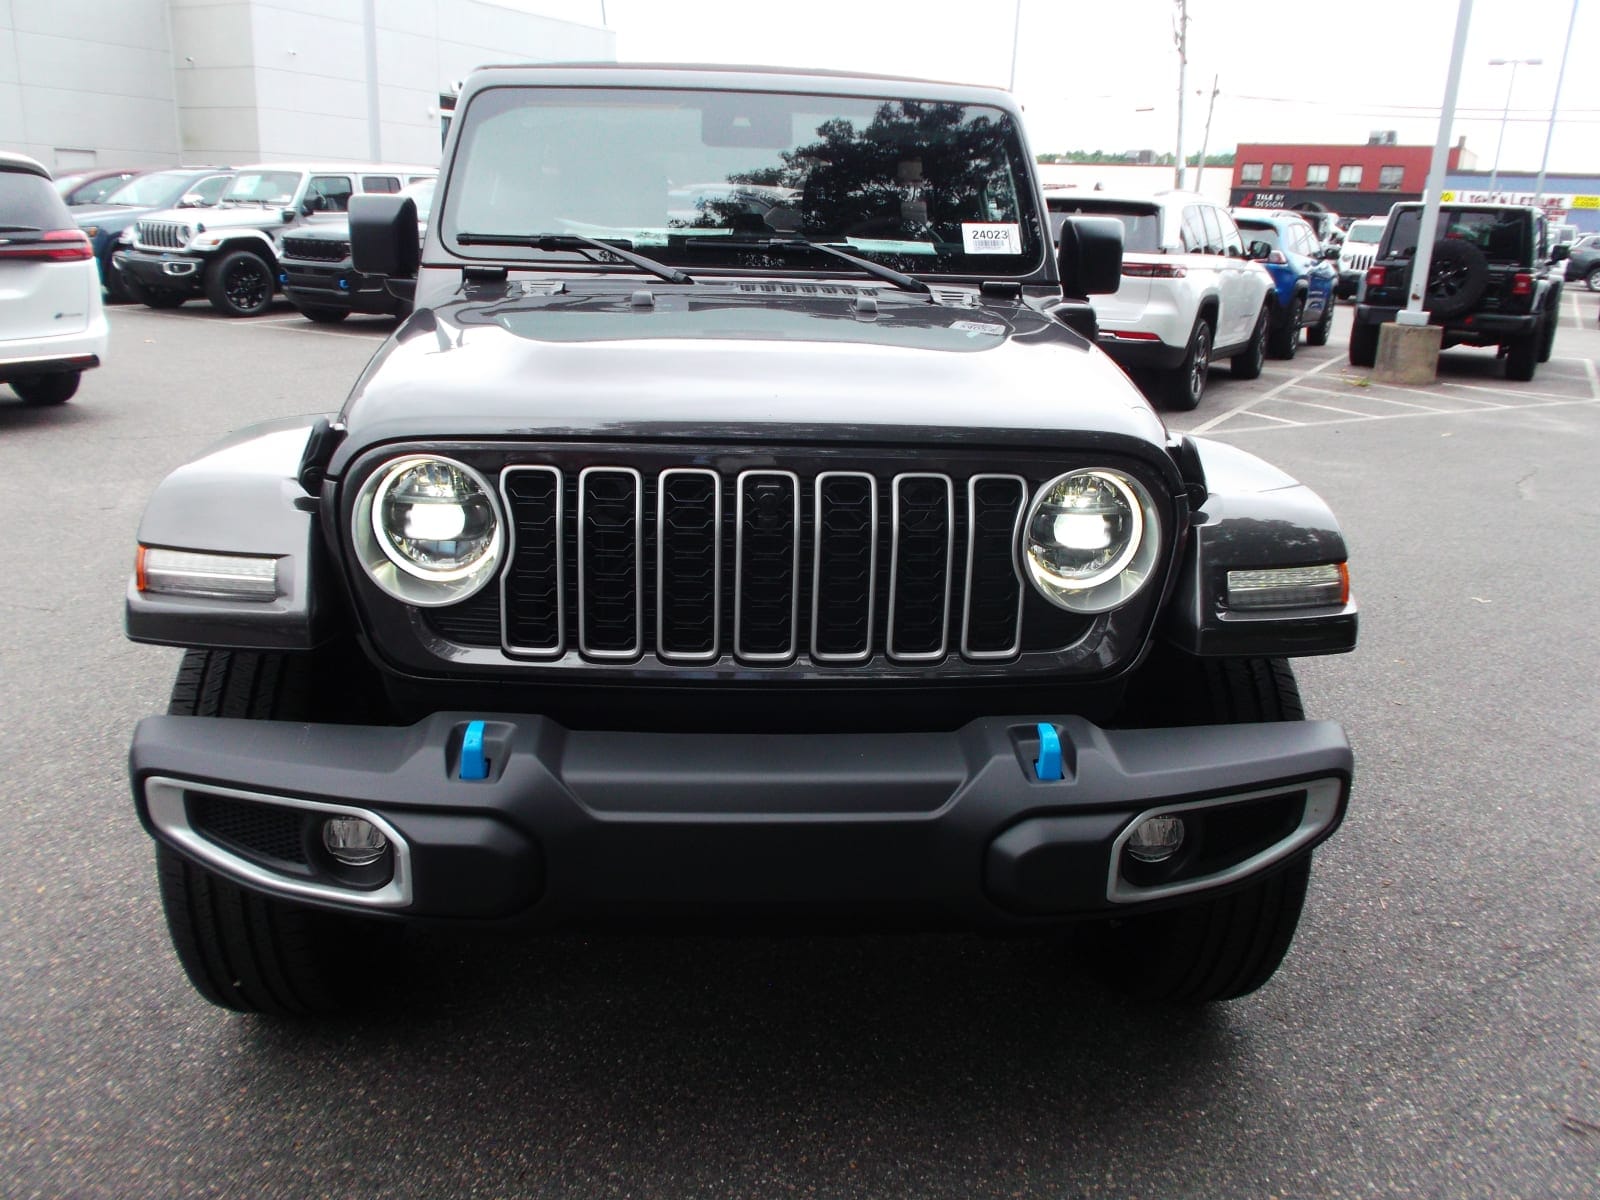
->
961 223 1020 254
844 237 937 255
951 320 1006 337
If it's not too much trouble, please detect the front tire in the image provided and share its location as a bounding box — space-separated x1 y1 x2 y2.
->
204 249 275 317
1229 306 1267 380
1305 294 1334 347
1349 318 1379 368
1162 317 1212 411
1268 294 1303 359
1086 655 1316 1003
123 273 187 309
1585 266 1600 293
155 649 396 1016
11 372 80 405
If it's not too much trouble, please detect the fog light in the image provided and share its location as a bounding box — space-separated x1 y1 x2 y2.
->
322 817 388 867
1126 815 1185 863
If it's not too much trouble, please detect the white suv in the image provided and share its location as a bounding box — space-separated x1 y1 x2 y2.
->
1046 190 1273 410
0 153 107 406
1336 217 1387 302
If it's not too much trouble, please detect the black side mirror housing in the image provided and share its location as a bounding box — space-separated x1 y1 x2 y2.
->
1551 243 1571 263
1057 216 1123 298
1247 239 1274 261
351 194 421 278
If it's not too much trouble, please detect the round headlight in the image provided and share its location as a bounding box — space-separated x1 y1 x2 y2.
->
1023 469 1160 613
353 456 503 606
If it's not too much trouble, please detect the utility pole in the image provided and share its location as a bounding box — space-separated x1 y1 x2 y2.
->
1173 0 1189 189
1009 0 1023 91
1193 74 1219 192
1533 0 1578 216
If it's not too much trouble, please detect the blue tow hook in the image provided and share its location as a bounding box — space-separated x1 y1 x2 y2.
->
459 720 488 781
1034 722 1063 782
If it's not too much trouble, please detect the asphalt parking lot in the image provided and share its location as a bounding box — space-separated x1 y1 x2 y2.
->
3 292 1599 1199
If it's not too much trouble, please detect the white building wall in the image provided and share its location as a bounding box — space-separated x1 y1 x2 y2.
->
1 0 181 171
1 0 612 175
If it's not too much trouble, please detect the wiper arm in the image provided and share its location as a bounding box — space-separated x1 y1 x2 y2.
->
455 232 694 285
683 236 931 295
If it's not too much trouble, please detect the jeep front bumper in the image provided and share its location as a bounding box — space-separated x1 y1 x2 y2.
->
131 712 1352 927
114 248 205 290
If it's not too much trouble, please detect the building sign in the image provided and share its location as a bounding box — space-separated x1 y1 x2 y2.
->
1242 192 1287 208
1440 190 1600 209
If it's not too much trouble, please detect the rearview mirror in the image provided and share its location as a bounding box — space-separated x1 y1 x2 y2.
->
351 194 421 278
1057 216 1122 298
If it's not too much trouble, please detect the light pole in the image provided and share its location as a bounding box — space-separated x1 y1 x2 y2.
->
1487 56 1541 196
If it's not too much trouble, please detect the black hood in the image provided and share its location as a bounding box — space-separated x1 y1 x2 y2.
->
330 281 1168 473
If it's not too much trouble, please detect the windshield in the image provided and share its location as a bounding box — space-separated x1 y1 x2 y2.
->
1045 199 1160 253
221 171 303 205
404 178 436 222
1236 221 1282 250
1387 207 1528 262
104 171 194 208
444 87 1045 278
1347 223 1383 244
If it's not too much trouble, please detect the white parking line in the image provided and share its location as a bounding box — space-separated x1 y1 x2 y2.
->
1570 289 1584 327
1584 355 1600 401
1198 394 1600 433
1444 380 1594 403
1287 385 1446 411
1189 356 1342 435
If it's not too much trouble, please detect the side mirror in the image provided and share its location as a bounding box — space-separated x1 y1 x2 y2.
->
1247 239 1273 261
1057 216 1122 298
1321 245 1342 261
177 192 207 209
1551 243 1571 263
351 194 420 278
281 208 296 223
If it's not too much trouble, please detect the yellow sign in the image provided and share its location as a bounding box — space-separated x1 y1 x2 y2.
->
1572 195 1600 210
1440 191 1455 202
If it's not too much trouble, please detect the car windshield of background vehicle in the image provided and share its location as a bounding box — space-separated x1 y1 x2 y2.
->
220 171 303 207
1045 200 1160 253
104 171 193 208
1389 207 1528 263
444 87 1046 277
404 178 436 221
1347 223 1383 244
1238 222 1281 251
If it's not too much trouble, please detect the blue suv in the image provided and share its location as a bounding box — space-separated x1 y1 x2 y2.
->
1233 210 1338 358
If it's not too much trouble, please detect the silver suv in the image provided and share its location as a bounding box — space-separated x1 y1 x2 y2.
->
1046 190 1274 410
113 162 434 316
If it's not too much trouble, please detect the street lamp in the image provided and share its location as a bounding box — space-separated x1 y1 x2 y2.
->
1487 56 1541 195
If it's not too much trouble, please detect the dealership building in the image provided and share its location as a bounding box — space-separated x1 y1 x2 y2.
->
1 0 615 173
1229 135 1476 220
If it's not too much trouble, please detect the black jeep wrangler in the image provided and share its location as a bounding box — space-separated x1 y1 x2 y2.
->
1351 201 1564 380
126 65 1358 1017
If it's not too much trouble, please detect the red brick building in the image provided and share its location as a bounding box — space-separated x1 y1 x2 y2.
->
1230 138 1473 219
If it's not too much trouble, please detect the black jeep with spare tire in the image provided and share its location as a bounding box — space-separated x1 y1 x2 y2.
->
125 64 1359 1017
1351 201 1563 380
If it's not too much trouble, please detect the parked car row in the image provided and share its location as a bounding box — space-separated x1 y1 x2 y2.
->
109 161 435 318
1045 190 1344 410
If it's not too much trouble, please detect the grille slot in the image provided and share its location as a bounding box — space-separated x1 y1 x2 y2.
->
188 793 307 866
137 220 186 250
502 466 564 655
578 467 642 659
735 471 800 662
887 474 954 662
962 475 1027 659
283 236 349 262
657 469 722 662
811 473 877 662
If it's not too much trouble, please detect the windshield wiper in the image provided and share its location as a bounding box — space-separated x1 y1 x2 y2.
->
0 224 43 234
455 232 694 285
682 236 931 295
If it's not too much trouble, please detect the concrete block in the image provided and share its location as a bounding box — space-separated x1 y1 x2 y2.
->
1374 321 1442 385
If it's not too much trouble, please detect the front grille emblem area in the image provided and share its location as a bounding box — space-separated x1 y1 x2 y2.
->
415 458 1068 670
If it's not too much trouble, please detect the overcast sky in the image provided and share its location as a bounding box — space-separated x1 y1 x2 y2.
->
517 0 1599 176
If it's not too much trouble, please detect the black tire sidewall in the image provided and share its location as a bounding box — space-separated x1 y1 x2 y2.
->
205 248 275 317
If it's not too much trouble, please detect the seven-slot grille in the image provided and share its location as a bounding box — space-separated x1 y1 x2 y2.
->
481 466 1031 667
137 220 187 250
1343 250 1374 273
283 235 350 262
